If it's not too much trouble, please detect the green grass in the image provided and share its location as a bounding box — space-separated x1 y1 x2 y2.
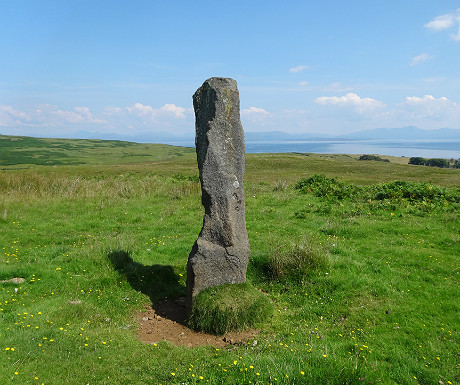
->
188 283 273 335
263 235 331 282
0 134 195 168
1 136 459 384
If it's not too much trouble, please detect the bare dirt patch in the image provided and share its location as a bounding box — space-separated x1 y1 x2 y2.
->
137 297 259 348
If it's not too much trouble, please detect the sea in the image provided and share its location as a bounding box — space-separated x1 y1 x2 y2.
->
167 139 460 159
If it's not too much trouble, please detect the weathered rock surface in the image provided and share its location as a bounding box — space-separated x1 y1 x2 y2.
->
186 77 249 309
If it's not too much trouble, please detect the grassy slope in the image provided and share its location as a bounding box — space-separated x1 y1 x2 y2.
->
0 135 196 168
0 137 459 385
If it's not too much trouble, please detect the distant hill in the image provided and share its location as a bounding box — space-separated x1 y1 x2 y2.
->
0 135 195 168
6 126 457 144
244 131 333 141
70 130 193 144
342 126 459 140
244 127 459 142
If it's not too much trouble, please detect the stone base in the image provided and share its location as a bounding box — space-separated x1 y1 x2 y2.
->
186 238 248 311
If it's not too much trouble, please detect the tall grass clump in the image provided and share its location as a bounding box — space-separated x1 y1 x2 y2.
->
0 171 200 200
188 282 273 335
266 237 331 282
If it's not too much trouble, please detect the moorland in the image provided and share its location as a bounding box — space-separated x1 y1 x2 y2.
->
1 135 459 384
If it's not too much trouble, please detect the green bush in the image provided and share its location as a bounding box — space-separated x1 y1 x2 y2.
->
294 174 360 200
425 158 450 168
188 282 273 335
408 157 427 165
371 180 460 203
409 156 453 168
358 154 390 162
295 175 460 208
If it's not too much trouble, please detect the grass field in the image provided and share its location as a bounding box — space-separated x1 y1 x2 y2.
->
1 136 459 384
0 134 196 168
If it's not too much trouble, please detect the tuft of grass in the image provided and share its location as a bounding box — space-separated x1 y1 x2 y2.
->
188 282 273 335
266 237 331 282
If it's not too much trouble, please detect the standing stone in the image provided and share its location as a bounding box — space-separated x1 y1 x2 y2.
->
186 77 249 310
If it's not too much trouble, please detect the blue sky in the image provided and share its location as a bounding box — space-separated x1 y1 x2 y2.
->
1 0 459 139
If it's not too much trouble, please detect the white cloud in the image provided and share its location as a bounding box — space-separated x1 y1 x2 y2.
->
0 102 193 137
159 103 186 118
242 106 269 115
127 102 154 116
74 106 106 124
51 105 105 125
403 94 448 104
377 95 460 130
2 96 458 139
308 94 459 133
0 105 30 126
425 9 460 41
299 81 309 86
314 93 385 113
52 109 84 124
401 95 458 122
127 103 188 120
425 10 457 30
410 53 433 66
103 106 123 115
241 107 270 128
289 65 310 73
1 104 105 127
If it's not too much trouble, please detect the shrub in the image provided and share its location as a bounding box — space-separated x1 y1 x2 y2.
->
408 157 426 165
358 154 390 162
372 181 460 203
425 158 450 168
409 157 452 168
295 174 360 200
295 176 460 210
188 282 273 335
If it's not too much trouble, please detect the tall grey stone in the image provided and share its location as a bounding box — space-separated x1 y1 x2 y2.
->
186 77 249 310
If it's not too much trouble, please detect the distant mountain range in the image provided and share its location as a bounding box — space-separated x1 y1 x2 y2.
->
245 127 459 141
70 130 188 144
341 126 459 141
7 126 459 145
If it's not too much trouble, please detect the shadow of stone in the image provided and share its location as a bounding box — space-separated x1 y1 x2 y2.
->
151 297 188 325
108 250 185 304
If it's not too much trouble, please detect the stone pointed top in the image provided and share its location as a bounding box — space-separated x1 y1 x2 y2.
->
201 77 238 88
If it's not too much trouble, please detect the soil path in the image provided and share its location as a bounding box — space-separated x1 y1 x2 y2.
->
136 297 259 348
